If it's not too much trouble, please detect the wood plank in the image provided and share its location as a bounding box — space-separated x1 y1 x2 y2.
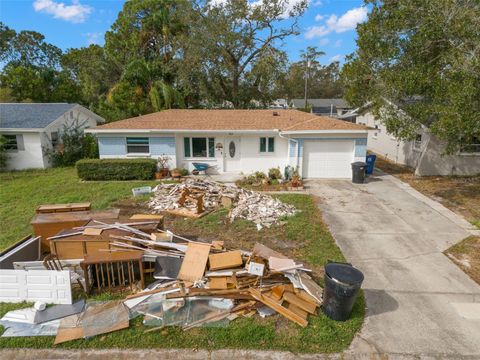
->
282 292 317 314
285 303 308 320
208 277 228 289
271 285 285 300
165 208 210 219
295 289 321 306
130 214 164 220
249 288 308 327
177 242 211 282
209 250 243 270
83 227 103 236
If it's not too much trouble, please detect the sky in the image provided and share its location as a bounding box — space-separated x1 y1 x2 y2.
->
0 0 368 65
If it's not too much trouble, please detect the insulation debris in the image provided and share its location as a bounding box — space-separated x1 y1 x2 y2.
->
148 179 297 227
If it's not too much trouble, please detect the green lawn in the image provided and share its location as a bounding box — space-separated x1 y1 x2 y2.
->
0 167 158 250
0 167 364 353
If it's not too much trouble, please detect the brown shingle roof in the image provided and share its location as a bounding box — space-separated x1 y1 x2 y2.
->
92 109 368 132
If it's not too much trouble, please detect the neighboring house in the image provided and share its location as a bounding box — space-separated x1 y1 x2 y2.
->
0 103 105 170
86 109 369 179
269 99 289 109
290 99 352 118
356 110 480 176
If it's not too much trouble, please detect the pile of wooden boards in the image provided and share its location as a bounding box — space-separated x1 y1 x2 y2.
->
148 178 297 227
117 232 323 329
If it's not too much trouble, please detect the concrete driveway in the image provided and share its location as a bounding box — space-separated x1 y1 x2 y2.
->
307 173 480 359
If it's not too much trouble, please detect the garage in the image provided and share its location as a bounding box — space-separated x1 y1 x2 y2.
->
302 139 355 178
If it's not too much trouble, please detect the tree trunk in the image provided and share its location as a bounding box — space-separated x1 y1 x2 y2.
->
232 69 239 108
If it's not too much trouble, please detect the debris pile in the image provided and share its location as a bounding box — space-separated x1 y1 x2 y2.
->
0 188 332 349
0 202 323 341
148 178 297 227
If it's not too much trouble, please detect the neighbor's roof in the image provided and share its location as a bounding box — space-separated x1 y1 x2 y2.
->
290 98 350 109
0 103 78 129
90 109 368 132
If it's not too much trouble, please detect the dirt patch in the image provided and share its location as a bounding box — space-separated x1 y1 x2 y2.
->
445 236 480 285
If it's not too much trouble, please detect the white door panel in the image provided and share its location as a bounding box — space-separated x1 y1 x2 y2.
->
224 137 241 172
0 269 72 304
303 140 354 178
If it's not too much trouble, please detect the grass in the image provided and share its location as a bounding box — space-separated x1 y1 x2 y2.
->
0 167 364 353
445 236 480 285
0 167 158 250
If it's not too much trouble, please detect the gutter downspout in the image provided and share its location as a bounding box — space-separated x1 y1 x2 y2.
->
278 130 299 170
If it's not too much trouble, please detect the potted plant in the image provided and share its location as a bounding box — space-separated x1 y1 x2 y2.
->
291 167 301 187
171 168 182 178
156 155 171 178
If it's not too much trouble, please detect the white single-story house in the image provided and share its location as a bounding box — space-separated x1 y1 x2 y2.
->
86 109 369 179
356 110 480 176
0 103 105 170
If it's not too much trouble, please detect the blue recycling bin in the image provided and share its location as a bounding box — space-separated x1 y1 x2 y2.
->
366 154 377 175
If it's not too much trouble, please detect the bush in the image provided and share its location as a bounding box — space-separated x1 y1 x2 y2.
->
180 168 189 176
45 121 99 167
76 158 157 180
268 167 282 180
242 171 268 185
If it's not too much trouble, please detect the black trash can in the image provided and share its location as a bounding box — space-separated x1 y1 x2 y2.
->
351 162 367 184
322 262 364 321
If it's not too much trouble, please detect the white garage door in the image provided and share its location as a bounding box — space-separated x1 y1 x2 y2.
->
303 140 354 178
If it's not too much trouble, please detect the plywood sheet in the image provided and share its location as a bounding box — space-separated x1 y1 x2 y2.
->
177 243 211 282
82 228 103 236
209 250 243 270
208 277 228 289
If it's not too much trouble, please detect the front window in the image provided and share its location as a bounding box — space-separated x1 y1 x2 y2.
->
184 137 215 158
260 137 275 153
3 135 18 151
126 137 149 154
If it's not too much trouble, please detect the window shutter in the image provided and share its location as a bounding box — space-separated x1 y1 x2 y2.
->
16 134 25 151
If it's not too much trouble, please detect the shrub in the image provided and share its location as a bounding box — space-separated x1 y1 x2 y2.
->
180 168 189 176
268 167 282 180
44 120 99 167
76 158 157 181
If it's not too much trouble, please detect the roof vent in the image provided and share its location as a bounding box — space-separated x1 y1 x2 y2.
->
272 111 279 116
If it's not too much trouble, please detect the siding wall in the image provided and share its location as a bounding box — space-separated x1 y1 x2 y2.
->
4 133 45 170
97 135 177 168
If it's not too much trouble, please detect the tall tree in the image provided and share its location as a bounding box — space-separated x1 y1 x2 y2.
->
342 0 480 153
62 45 117 107
180 0 307 107
0 23 80 103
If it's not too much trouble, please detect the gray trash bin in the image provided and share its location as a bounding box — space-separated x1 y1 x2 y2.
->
322 262 364 321
351 162 366 184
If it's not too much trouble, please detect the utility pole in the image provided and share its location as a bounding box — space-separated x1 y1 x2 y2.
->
304 59 310 110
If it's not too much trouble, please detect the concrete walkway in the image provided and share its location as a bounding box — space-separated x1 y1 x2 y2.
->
306 173 480 359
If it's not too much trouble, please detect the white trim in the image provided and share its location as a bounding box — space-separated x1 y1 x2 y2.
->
0 128 43 133
281 130 369 135
86 129 280 134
